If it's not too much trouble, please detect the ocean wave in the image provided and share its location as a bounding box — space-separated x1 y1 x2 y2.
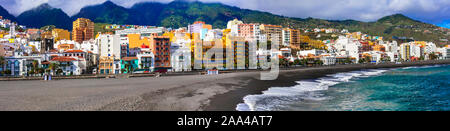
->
236 69 389 111
401 64 449 69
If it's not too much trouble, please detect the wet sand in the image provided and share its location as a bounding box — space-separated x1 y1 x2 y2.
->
0 60 449 111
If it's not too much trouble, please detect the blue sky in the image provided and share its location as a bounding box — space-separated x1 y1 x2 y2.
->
0 0 449 28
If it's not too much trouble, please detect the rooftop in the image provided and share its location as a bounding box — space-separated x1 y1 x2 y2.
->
51 56 77 62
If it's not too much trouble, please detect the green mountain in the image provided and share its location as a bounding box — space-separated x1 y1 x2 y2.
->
339 14 449 46
0 6 16 22
72 1 130 25
17 3 72 30
11 1 449 46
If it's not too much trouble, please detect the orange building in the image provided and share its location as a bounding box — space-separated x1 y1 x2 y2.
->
373 45 386 52
52 28 71 42
58 44 75 51
289 29 301 50
260 24 283 45
149 35 171 70
127 34 151 49
72 18 94 43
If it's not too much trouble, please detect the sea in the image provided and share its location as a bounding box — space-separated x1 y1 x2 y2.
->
237 64 450 111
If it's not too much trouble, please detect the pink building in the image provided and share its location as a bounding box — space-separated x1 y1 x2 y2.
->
238 23 260 41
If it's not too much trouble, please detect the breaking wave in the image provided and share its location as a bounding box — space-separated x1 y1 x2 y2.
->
236 69 388 111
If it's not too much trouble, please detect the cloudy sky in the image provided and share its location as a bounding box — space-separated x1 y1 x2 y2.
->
0 0 449 28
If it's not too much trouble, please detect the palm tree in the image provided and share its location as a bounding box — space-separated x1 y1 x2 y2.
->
31 60 38 76
0 56 5 66
48 63 60 76
0 56 5 76
124 63 130 74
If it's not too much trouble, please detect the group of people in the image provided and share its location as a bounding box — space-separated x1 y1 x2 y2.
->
43 74 52 81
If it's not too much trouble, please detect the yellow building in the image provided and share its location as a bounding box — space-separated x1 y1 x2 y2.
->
98 56 115 74
289 29 301 50
162 31 176 42
260 24 283 45
52 28 70 42
58 44 75 51
373 45 386 52
128 34 150 49
41 31 53 39
73 18 94 43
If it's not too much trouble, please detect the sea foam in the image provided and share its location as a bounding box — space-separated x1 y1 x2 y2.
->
236 69 389 111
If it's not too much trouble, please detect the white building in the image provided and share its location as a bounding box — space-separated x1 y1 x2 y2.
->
171 38 192 72
282 29 291 47
80 40 99 54
136 51 155 72
362 51 383 63
97 34 121 60
334 36 361 62
320 55 336 65
297 49 326 57
447 47 450 59
227 19 243 29
115 27 165 46
27 41 41 53
227 19 243 37
54 40 79 52
204 29 223 41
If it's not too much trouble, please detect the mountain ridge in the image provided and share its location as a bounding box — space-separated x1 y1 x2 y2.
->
0 5 17 22
16 3 72 30
0 1 448 46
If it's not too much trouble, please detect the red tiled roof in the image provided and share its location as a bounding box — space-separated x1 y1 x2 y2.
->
41 61 51 64
51 57 77 62
122 57 138 61
49 49 58 53
64 50 85 53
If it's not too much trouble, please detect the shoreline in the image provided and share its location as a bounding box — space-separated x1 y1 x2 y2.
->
203 60 450 111
0 60 449 111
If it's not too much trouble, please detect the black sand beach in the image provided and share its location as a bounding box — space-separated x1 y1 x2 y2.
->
0 60 449 111
205 60 450 111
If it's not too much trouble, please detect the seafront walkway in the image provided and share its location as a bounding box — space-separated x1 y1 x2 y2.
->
1 59 449 81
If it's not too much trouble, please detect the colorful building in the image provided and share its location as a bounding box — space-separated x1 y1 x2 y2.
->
120 57 139 73
188 21 212 34
52 28 71 42
127 34 150 49
98 56 115 74
260 24 282 46
238 23 261 41
149 35 171 71
137 51 155 72
73 18 94 43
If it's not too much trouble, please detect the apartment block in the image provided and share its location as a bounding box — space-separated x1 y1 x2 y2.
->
73 18 94 43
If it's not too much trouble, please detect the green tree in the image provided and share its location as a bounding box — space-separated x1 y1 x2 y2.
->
0 56 5 76
429 53 438 60
31 60 39 76
315 60 324 65
279 58 288 67
48 63 60 75
301 58 308 66
419 56 425 61
345 57 352 64
0 56 5 66
294 59 301 65
56 69 63 76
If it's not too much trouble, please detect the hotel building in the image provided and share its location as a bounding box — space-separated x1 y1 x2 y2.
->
72 18 94 43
